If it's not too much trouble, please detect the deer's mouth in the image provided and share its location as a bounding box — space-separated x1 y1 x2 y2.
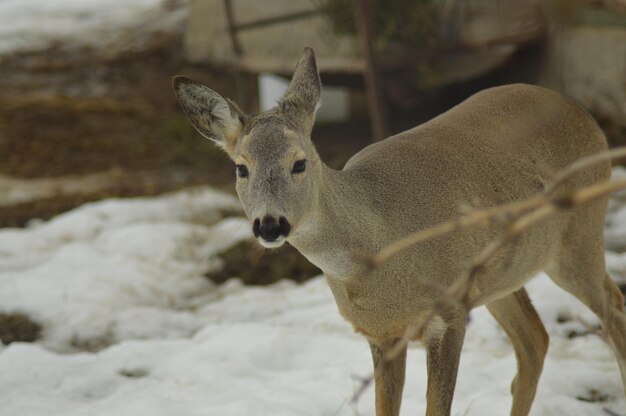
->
257 235 287 248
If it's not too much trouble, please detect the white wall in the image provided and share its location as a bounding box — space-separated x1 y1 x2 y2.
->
258 73 350 123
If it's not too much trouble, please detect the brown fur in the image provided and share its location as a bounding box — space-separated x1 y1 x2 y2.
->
173 48 626 416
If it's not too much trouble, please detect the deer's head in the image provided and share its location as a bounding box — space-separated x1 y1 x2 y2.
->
173 48 322 248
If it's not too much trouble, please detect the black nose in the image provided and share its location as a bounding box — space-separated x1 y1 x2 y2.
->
253 216 291 241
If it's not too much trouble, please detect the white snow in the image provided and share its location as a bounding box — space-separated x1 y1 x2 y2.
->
0 187 249 351
0 0 186 57
1 180 626 416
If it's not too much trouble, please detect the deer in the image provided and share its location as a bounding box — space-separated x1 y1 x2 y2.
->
173 47 626 416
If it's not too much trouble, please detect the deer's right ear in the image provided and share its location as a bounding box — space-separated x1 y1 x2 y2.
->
278 47 321 134
172 76 244 153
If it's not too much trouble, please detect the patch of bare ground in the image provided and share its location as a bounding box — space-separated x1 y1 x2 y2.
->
0 312 42 345
206 240 322 286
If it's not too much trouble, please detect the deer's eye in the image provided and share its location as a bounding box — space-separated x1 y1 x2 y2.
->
292 159 306 174
236 164 249 178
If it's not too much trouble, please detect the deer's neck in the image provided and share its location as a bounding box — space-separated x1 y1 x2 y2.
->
288 164 383 279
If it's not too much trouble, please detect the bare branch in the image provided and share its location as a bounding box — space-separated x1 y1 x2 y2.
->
350 374 373 405
603 406 623 416
369 147 626 269
350 147 626 404
369 195 545 269
384 203 557 360
576 316 610 345
546 147 626 195
384 178 626 361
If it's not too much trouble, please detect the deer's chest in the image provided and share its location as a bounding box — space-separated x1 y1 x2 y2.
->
324 273 418 341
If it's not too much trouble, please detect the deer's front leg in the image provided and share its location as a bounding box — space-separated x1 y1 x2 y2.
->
423 312 467 416
369 339 407 416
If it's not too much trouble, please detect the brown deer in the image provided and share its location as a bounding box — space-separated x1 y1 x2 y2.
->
173 47 626 416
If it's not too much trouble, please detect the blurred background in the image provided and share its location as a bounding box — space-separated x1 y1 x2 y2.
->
1 0 626 318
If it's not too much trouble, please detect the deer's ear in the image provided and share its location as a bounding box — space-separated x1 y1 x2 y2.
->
278 47 321 134
172 76 244 153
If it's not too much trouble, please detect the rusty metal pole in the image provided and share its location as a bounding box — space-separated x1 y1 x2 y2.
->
354 0 390 141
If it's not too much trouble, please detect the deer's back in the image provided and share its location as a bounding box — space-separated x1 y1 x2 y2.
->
343 84 609 232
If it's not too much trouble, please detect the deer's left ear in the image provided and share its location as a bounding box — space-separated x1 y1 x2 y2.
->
278 47 321 134
172 76 244 155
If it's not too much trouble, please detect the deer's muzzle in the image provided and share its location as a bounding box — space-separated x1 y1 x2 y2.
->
253 215 291 244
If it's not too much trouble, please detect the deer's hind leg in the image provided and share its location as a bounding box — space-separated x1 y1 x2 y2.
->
486 288 549 416
547 208 626 398
423 310 467 416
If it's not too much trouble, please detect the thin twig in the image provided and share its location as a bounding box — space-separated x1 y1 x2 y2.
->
350 374 373 405
369 195 544 269
350 147 626 404
576 316 610 345
546 147 626 195
370 147 626 268
603 406 624 416
385 179 626 361
385 203 558 360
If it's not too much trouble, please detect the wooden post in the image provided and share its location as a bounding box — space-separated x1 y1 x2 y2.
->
223 0 243 56
223 0 260 112
354 0 390 141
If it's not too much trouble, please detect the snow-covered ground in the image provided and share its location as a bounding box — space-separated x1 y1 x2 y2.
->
1 175 626 416
0 0 186 57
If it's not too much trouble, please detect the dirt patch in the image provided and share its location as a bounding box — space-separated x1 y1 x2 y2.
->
576 388 612 403
0 312 42 345
206 240 322 286
118 368 149 378
69 332 114 353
